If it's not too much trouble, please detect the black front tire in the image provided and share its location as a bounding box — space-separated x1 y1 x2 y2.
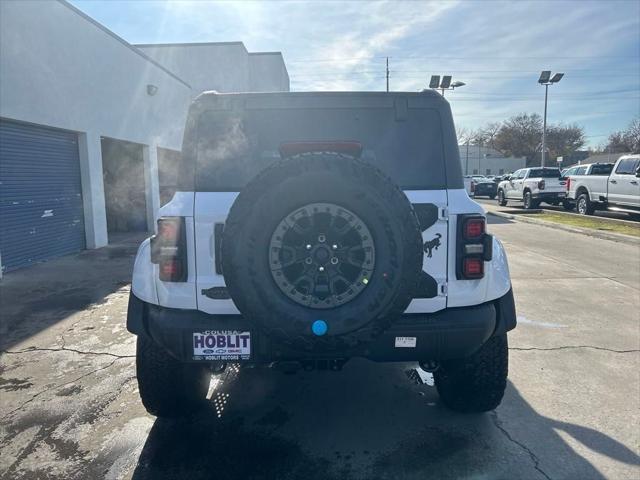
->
497 190 507 206
434 335 508 413
136 336 211 418
577 193 595 215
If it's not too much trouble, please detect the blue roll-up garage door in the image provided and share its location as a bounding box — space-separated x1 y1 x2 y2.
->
0 119 85 272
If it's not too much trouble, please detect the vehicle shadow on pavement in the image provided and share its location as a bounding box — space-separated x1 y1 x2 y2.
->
131 362 639 480
0 233 144 351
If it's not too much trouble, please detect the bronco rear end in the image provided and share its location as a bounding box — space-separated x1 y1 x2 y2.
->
127 91 516 417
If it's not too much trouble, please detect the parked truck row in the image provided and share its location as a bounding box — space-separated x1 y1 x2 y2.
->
492 154 640 219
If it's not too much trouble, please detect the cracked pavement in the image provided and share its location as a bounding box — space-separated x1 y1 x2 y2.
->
1 219 639 479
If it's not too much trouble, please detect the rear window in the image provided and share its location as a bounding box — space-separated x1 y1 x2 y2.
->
194 107 446 191
589 164 613 175
528 168 561 178
615 158 640 175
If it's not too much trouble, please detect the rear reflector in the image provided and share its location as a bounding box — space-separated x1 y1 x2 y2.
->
463 257 484 279
464 243 484 255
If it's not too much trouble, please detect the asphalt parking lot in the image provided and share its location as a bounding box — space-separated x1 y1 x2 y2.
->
1 219 639 480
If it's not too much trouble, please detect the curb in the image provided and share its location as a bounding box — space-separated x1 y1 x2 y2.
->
486 210 640 246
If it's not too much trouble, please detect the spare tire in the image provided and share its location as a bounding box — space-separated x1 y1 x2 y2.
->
221 152 423 350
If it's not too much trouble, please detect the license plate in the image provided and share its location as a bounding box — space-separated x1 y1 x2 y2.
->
395 336 417 348
192 330 251 360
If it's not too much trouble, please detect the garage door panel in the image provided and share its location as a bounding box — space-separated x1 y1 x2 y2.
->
0 119 85 272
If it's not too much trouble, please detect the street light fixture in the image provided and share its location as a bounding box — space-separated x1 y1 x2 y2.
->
538 70 564 167
429 75 466 97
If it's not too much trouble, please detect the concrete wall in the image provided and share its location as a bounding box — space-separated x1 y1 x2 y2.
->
0 0 192 250
459 145 526 176
249 53 290 92
137 43 290 96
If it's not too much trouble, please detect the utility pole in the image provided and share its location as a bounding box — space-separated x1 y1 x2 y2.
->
386 57 389 92
537 71 564 167
541 83 548 167
465 140 470 175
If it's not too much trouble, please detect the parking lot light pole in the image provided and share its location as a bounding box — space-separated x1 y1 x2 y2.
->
429 75 466 97
538 71 564 167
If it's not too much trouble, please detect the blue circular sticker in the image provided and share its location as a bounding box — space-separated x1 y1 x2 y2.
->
311 320 328 336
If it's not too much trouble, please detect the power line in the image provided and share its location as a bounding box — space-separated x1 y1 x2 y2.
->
287 54 639 63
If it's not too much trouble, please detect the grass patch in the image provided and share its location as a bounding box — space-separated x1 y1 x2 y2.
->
538 212 640 237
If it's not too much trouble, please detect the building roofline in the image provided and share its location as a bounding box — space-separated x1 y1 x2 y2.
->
135 41 248 52
57 0 191 89
249 52 284 56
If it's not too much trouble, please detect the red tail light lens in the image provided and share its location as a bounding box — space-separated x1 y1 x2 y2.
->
159 220 179 242
463 257 484 279
566 178 571 191
160 259 182 280
463 218 485 239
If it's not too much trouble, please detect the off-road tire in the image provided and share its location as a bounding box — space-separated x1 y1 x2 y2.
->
136 336 211 418
221 152 423 351
577 192 595 215
497 190 507 206
434 334 508 413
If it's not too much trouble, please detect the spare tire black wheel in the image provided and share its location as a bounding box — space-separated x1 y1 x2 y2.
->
221 153 423 351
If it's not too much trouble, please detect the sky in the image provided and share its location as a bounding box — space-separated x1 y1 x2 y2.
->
70 0 640 149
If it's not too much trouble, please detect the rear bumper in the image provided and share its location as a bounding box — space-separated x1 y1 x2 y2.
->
532 191 565 201
127 289 517 363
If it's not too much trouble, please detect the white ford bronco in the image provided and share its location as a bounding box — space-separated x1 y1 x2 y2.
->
127 91 517 418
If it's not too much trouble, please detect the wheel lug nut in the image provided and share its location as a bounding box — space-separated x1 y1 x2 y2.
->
318 234 326 243
330 257 339 265
318 266 325 272
306 244 312 250
332 244 338 249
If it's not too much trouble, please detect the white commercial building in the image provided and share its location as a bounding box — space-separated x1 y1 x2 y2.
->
0 0 289 274
459 145 526 176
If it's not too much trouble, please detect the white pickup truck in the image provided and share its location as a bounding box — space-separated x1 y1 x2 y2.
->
565 155 640 216
496 167 567 209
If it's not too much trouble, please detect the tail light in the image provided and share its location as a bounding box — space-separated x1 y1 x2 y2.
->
470 182 475 193
150 217 187 282
538 179 545 190
566 177 571 191
457 215 492 280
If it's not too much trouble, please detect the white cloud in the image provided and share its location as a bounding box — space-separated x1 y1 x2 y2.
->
71 0 639 146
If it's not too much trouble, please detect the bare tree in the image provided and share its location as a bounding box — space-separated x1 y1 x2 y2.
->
545 124 586 160
493 113 543 163
604 118 640 154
